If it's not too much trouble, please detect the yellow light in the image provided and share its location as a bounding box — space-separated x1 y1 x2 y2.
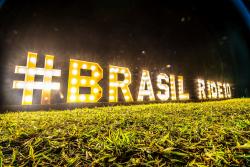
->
90 80 95 85
47 59 53 66
91 65 96 70
207 80 212 99
73 62 78 68
60 92 64 99
124 79 129 84
72 69 78 75
81 79 86 84
137 70 155 101
210 81 218 99
71 78 77 85
224 83 232 98
217 82 224 98
93 88 99 93
70 95 76 101
29 57 36 64
177 76 189 100
24 96 32 102
110 74 115 79
70 87 77 94
13 81 24 89
109 89 114 94
82 64 87 69
15 66 26 74
170 74 177 100
197 79 206 99
45 70 52 76
80 95 86 101
28 69 36 75
13 52 61 105
89 95 95 101
54 70 61 76
120 83 125 87
109 65 133 102
109 96 114 101
125 95 130 100
94 72 100 77
67 59 103 103
156 73 170 101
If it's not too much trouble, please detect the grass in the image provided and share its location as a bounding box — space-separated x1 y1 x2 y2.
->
0 98 250 166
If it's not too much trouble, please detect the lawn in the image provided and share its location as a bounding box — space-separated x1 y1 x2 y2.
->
0 99 250 166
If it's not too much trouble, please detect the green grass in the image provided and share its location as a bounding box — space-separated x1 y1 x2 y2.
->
0 99 250 166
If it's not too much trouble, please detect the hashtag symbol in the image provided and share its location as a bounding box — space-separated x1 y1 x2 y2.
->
13 52 61 105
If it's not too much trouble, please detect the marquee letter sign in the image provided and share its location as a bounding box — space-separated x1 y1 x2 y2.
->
11 52 232 107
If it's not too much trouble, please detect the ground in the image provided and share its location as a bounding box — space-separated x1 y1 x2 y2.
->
0 98 250 166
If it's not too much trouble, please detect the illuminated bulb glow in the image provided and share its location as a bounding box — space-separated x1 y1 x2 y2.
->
70 95 76 101
93 88 99 93
197 79 206 99
29 57 37 64
210 81 218 99
89 95 95 101
81 79 86 84
170 74 177 100
217 82 224 98
137 70 155 101
71 78 77 84
82 64 87 69
13 81 60 90
206 80 212 99
224 83 231 98
13 52 61 105
67 59 103 103
72 69 78 75
70 87 77 94
177 76 189 100
156 73 170 101
47 59 53 66
94 72 100 77
73 63 78 68
90 80 95 85
109 65 133 102
91 65 96 70
109 96 115 101
15 67 61 77
79 95 86 101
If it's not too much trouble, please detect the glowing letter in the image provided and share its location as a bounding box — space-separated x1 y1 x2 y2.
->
67 59 103 103
170 74 177 100
109 65 133 102
137 70 155 101
177 76 189 100
156 73 170 101
197 79 206 99
13 52 61 105
217 82 224 98
224 83 232 98
210 81 218 99
206 80 212 99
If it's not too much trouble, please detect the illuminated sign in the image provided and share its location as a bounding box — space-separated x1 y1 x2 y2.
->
12 52 232 106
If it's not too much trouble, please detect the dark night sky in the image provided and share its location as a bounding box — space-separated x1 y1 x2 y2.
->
0 0 249 106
